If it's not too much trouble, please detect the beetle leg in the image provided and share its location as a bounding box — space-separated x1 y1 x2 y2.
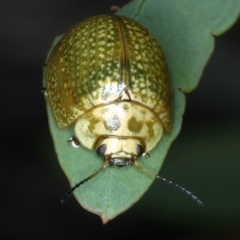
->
67 136 80 148
41 87 48 96
142 152 150 158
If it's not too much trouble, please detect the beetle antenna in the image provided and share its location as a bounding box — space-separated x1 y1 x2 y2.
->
61 161 109 203
134 161 204 207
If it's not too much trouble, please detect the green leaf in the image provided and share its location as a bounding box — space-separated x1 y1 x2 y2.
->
43 0 240 223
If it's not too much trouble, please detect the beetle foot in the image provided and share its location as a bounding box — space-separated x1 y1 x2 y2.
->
111 6 120 11
67 136 80 148
41 87 48 96
142 152 150 158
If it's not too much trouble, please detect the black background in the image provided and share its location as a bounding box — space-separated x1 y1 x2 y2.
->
1 0 240 239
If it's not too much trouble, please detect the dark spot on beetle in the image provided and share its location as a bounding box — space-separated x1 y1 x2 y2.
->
128 117 143 133
88 115 100 135
145 119 155 140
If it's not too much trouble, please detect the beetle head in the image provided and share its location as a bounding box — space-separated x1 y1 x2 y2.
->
95 137 145 167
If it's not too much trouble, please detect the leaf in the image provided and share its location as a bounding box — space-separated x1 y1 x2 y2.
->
43 0 240 223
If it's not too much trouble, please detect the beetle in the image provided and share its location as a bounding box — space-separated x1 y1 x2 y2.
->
43 15 203 206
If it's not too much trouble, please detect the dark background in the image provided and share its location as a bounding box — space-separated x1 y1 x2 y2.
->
1 0 240 239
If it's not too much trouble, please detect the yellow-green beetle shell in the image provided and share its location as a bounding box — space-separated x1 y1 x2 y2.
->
45 15 172 152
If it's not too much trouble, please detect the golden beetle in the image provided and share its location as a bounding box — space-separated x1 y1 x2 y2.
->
44 15 203 205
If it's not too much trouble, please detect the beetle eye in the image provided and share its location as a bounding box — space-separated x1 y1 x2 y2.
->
136 145 144 157
97 144 107 157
